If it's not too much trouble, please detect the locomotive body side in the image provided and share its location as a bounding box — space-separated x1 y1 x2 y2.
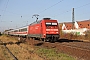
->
28 20 42 38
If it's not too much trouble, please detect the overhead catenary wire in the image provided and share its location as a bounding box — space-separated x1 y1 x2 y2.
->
0 0 23 20
52 2 90 17
0 0 64 23
0 1 90 23
1 0 9 20
0 9 23 19
0 1 90 19
0 0 64 20
38 0 64 14
75 2 90 9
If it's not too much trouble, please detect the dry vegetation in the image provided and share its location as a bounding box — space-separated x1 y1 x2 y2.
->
60 30 90 42
6 44 44 60
0 35 44 60
0 35 17 43
0 35 76 60
0 45 14 60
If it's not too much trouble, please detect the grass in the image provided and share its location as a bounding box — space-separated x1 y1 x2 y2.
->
0 45 14 60
60 30 90 42
0 34 17 42
35 47 76 60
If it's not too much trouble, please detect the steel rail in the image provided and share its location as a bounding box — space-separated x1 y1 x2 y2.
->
0 40 18 60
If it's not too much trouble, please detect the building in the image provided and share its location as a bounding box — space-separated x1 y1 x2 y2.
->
59 19 90 30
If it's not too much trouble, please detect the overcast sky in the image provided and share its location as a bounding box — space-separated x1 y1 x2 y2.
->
0 0 90 32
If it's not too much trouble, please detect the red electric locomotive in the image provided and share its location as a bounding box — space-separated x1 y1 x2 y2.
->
28 18 60 42
6 18 60 42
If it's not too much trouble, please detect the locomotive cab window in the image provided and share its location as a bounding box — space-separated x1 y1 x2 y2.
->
46 23 52 25
52 23 57 25
46 22 57 26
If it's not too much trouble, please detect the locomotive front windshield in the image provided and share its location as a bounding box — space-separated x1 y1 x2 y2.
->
45 22 58 29
46 22 57 26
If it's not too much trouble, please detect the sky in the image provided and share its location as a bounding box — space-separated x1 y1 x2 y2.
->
0 0 90 32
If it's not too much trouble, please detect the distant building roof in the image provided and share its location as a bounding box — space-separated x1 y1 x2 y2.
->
59 19 90 24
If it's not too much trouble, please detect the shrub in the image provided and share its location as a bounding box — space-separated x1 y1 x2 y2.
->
60 30 90 42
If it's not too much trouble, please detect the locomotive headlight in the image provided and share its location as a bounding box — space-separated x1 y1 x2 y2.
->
46 32 48 33
43 34 46 37
56 32 58 33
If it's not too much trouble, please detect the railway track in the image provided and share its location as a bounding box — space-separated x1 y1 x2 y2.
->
0 40 18 60
59 42 90 51
27 38 90 51
26 39 90 60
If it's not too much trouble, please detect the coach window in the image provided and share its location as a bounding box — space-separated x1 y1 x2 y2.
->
21 28 27 32
14 30 18 32
19 29 21 32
